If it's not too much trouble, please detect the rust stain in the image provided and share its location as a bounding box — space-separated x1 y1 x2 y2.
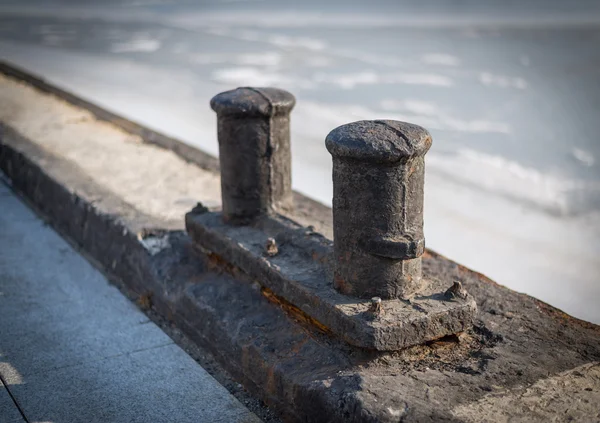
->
310 250 330 265
265 366 277 396
137 291 153 310
288 338 309 355
425 248 501 287
203 251 337 336
334 274 351 294
260 286 332 336
426 333 461 350
534 298 600 331
206 252 237 274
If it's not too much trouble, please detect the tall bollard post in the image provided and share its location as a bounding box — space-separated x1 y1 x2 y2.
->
210 87 296 224
326 120 432 299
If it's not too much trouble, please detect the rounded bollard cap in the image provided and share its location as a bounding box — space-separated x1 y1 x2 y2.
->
210 87 296 117
325 120 432 163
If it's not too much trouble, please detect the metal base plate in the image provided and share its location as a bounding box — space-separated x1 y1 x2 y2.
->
186 209 477 351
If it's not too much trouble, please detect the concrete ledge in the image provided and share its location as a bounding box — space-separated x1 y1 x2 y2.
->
2 66 600 422
0 61 220 174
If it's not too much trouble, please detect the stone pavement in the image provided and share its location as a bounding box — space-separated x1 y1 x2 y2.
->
0 181 261 423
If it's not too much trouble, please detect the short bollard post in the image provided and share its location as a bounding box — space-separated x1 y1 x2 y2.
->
326 120 432 299
210 87 296 224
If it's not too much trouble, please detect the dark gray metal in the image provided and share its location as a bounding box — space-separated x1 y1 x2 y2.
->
191 98 475 350
326 120 432 300
185 209 476 351
210 87 296 224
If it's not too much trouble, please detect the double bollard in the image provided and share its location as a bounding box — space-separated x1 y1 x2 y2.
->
186 86 476 351
211 87 430 300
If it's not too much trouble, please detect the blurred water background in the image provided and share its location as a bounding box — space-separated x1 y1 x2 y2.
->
1 0 599 322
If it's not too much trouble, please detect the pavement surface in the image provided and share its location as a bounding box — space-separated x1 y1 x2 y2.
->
0 181 261 423
0 0 598 323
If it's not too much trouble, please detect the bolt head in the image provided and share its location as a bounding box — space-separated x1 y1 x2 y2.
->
265 237 279 257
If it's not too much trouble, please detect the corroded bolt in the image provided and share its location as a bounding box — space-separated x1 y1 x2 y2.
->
211 87 296 224
370 297 383 315
265 237 279 257
445 281 468 300
326 120 432 299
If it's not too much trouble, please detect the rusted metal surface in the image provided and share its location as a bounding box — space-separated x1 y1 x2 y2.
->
185 209 476 351
326 120 431 300
210 87 295 224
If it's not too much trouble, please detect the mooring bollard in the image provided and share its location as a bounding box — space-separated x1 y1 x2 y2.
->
326 120 432 299
188 109 476 350
210 87 296 224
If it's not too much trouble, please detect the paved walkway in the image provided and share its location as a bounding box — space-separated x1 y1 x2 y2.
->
0 181 260 423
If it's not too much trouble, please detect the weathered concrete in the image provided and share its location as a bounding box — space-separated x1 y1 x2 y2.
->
0 61 221 174
186 210 476 351
0 71 221 225
1 68 600 422
452 362 600 422
0 182 261 423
